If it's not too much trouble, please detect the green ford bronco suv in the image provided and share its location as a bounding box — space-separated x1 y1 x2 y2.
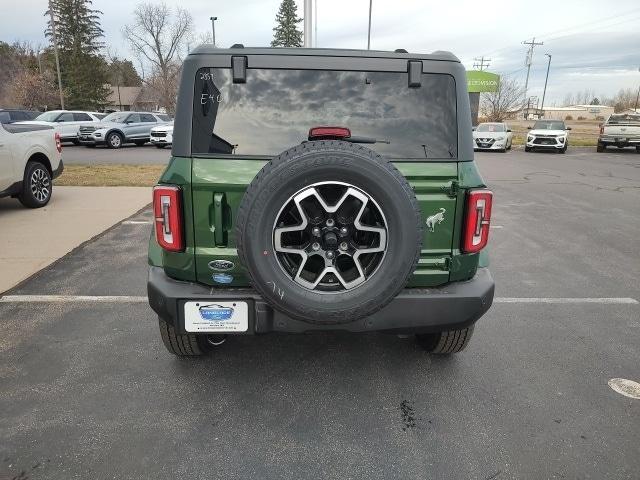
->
148 46 494 356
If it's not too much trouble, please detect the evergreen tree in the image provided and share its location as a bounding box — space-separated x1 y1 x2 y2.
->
271 0 303 47
108 58 142 87
46 0 110 110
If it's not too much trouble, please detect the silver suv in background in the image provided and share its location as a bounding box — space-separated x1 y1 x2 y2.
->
78 112 171 148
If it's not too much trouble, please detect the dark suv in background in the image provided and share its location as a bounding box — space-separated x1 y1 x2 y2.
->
0 109 39 124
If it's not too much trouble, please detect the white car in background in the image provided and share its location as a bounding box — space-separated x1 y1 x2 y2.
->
525 119 571 153
150 122 173 148
16 110 105 144
0 122 63 208
473 122 513 152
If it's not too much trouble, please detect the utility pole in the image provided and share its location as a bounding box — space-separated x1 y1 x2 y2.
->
48 1 64 109
209 17 217 46
303 0 312 47
635 67 640 111
367 0 372 50
473 56 491 71
540 53 552 117
522 37 543 118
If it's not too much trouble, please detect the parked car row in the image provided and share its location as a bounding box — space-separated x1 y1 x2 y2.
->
77 111 172 148
473 120 571 154
475 114 640 155
3 109 174 149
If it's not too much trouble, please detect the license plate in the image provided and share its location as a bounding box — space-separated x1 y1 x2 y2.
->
184 301 248 332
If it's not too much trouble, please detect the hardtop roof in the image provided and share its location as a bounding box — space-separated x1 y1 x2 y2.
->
188 46 459 63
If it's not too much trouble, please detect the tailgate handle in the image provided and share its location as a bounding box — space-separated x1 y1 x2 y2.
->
213 192 227 246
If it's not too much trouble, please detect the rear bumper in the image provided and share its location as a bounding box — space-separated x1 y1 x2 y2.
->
147 266 495 334
78 138 104 146
598 136 640 147
52 160 64 179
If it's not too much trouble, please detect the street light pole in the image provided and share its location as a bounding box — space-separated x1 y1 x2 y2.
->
210 17 217 47
540 53 552 118
48 1 64 109
367 0 372 50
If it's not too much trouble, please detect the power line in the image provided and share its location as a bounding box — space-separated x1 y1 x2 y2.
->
473 56 491 71
522 37 543 106
478 7 640 60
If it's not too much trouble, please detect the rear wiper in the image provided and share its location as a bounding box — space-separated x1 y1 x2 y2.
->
345 136 390 144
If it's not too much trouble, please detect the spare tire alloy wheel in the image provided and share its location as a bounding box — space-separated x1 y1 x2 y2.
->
236 141 422 324
274 181 387 292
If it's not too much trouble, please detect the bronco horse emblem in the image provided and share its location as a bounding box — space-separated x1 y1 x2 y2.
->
426 208 446 232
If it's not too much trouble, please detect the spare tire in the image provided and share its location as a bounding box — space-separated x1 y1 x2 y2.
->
236 140 422 324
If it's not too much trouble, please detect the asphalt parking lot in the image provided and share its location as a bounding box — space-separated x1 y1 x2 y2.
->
1 148 639 479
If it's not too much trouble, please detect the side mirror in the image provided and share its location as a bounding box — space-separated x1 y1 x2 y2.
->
125 120 134 124
472 127 476 131
566 127 572 130
507 129 512 132
527 126 532 130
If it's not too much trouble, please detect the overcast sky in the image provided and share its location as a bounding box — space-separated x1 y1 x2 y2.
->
2 0 639 105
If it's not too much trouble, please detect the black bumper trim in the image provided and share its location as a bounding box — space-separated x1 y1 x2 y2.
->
147 266 495 334
52 160 64 179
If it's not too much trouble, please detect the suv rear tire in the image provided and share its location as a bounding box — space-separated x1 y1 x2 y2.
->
416 326 474 354
158 318 224 356
18 161 52 208
236 140 423 324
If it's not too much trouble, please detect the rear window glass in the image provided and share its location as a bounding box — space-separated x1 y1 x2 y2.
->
607 114 640 124
476 123 505 132
192 68 458 159
533 120 565 130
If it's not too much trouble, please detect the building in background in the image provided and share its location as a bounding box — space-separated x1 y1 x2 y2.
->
105 85 164 112
520 104 614 121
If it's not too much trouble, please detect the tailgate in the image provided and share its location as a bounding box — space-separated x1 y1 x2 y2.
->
191 158 459 288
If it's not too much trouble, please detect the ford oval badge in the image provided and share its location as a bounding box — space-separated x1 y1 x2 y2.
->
208 259 235 271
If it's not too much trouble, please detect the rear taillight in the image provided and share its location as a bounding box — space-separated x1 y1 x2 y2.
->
54 133 62 153
153 185 184 252
462 189 493 253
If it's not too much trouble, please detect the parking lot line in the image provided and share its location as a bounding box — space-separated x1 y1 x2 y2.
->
122 220 153 225
494 297 638 304
0 295 637 304
0 295 148 303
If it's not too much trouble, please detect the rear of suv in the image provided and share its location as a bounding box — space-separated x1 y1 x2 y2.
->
147 47 495 357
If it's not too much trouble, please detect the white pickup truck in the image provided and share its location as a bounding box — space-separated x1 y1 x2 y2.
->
0 123 63 208
597 113 640 152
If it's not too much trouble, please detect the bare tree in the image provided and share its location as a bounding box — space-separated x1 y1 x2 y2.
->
123 2 193 113
9 69 59 109
480 76 525 122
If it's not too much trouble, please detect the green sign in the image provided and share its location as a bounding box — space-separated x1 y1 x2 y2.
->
467 70 500 93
